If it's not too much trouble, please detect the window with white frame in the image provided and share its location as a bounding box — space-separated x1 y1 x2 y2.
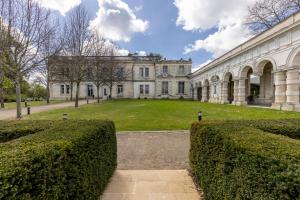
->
162 81 168 95
60 85 65 94
178 82 185 94
145 85 149 94
139 67 149 78
140 84 150 95
139 85 144 94
145 67 149 77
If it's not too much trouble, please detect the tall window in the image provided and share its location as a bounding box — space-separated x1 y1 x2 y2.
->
60 85 65 94
117 85 123 96
139 68 144 77
214 85 217 94
145 68 149 77
162 81 168 95
66 85 70 94
87 85 94 97
163 66 168 74
178 82 185 94
145 85 149 94
140 67 149 78
117 67 124 79
179 65 185 74
139 85 144 94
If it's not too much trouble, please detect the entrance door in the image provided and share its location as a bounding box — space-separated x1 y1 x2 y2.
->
87 85 94 97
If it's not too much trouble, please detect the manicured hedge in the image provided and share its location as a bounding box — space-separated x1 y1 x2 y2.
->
0 120 117 200
0 121 54 143
190 121 300 200
249 119 300 140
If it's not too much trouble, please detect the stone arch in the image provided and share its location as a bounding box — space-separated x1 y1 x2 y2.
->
239 66 256 104
254 59 276 106
254 57 277 75
222 72 234 104
203 79 210 102
287 45 300 68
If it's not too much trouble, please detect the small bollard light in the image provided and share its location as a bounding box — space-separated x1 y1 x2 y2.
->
27 106 31 115
198 111 202 121
63 113 68 120
87 98 89 104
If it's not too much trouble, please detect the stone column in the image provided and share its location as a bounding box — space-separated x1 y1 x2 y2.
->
285 68 300 111
272 70 286 109
237 78 247 105
233 80 239 104
202 86 208 102
221 81 229 104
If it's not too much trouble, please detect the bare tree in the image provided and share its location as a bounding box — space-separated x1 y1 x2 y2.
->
0 0 51 118
103 48 132 100
247 0 300 33
39 15 63 104
89 32 109 103
63 5 92 107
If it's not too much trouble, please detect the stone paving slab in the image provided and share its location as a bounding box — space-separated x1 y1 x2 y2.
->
100 170 201 200
116 131 190 170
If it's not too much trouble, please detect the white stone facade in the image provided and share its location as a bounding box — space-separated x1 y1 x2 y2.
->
191 12 300 112
49 57 192 100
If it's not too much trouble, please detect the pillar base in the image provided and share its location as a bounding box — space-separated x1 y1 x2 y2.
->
235 101 247 106
220 100 229 104
271 103 283 110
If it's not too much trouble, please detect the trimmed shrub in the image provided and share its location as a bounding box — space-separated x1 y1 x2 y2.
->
190 121 300 200
0 120 117 200
0 121 55 143
249 119 300 140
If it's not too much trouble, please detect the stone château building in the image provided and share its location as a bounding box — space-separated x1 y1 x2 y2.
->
49 56 192 100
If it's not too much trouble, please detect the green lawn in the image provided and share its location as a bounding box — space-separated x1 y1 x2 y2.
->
25 99 300 131
1 100 66 110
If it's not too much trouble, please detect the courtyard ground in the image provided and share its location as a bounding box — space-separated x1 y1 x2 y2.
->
101 131 202 200
0 100 66 110
26 99 300 131
0 100 96 120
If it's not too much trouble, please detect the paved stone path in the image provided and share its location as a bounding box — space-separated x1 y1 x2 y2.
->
101 131 202 200
0 100 96 120
100 170 200 200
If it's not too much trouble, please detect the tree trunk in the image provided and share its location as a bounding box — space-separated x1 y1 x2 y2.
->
15 78 22 119
0 87 4 109
109 85 112 100
97 85 100 103
75 82 80 108
46 80 50 104
70 83 73 101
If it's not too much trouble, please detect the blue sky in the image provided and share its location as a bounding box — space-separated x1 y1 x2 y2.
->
36 0 256 70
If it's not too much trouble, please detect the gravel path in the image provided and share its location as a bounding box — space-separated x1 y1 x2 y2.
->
0 100 96 120
117 131 190 170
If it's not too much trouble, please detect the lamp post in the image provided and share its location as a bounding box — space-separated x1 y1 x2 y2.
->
63 113 68 120
27 106 31 115
198 111 202 121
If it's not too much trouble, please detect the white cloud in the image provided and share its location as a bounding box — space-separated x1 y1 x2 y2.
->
192 59 212 72
174 0 255 57
90 0 149 42
118 49 130 56
134 5 143 12
137 51 147 56
34 0 81 16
